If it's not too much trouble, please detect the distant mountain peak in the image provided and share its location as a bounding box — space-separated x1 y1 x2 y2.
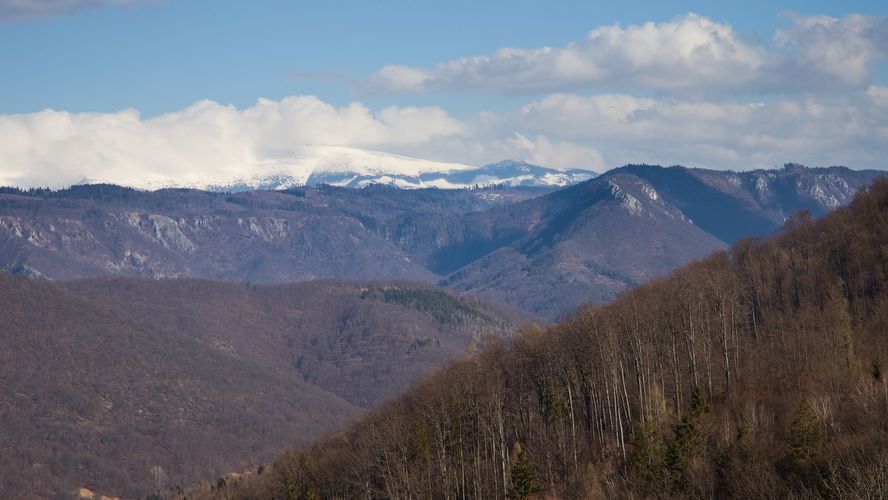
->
433 160 595 189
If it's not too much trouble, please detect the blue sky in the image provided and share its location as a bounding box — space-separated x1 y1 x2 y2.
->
2 0 885 115
0 0 887 187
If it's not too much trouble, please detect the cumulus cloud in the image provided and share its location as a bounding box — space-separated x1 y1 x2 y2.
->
364 13 888 96
0 0 150 21
774 13 888 87
0 96 464 188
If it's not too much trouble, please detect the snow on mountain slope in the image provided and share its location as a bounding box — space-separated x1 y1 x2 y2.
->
79 146 596 191
424 160 595 188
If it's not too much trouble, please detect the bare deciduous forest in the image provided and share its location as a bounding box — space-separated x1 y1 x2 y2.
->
0 276 532 498
201 180 888 499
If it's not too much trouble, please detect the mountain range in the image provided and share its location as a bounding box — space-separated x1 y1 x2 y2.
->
1 163 882 319
1 162 886 498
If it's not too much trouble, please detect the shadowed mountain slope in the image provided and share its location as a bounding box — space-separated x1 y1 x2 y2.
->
441 172 727 318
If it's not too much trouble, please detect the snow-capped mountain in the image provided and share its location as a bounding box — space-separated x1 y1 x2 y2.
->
80 146 597 191
417 160 595 189
298 159 595 190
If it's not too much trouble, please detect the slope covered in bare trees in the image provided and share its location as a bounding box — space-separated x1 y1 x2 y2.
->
0 276 533 498
206 179 888 498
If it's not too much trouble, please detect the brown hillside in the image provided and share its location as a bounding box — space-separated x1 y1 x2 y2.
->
0 277 534 498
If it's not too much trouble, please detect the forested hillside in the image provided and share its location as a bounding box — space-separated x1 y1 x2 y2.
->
0 277 533 498
204 179 888 498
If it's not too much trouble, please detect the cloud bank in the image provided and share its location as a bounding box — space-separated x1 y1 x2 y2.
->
365 13 888 96
2 88 886 188
0 96 469 188
511 89 888 169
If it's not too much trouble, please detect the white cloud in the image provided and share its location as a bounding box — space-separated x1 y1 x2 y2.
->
1 89 886 189
508 133 605 171
775 13 888 87
365 13 888 96
364 65 433 93
868 85 888 108
0 96 464 188
395 131 606 172
511 90 888 170
0 0 149 21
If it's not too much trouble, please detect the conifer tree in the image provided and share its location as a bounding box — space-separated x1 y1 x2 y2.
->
509 443 542 499
787 400 823 461
631 422 667 493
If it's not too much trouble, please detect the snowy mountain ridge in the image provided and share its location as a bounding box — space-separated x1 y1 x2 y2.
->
79 146 597 191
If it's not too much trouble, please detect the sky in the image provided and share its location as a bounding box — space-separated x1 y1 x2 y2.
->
0 0 887 187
